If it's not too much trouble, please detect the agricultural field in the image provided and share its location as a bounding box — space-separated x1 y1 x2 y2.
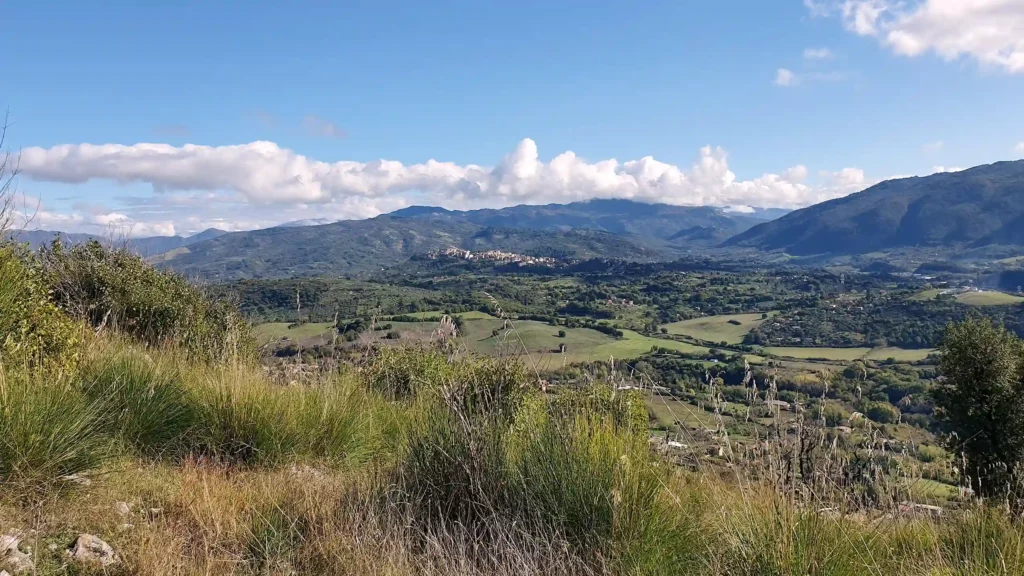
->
864 347 936 362
761 346 934 362
663 312 777 344
908 289 943 301
909 288 1024 306
385 310 498 320
956 291 1024 306
458 320 712 367
646 395 730 431
255 322 337 344
333 318 719 368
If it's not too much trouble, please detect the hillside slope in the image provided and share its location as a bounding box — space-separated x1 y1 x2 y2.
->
724 160 1024 256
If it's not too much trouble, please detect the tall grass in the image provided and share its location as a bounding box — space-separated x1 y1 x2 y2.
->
4 335 1024 574
0 368 107 493
81 345 198 457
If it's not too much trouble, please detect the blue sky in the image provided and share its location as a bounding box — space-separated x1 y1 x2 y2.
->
3 0 1024 236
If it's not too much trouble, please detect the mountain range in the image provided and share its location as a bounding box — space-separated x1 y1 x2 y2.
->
152 199 769 280
14 158 1024 279
727 160 1024 256
6 228 227 257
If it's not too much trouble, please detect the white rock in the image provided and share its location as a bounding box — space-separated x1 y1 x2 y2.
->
68 534 119 567
115 501 131 516
60 474 92 487
0 532 34 574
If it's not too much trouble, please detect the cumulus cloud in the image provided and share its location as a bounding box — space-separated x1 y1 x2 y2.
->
775 68 798 86
302 115 347 139
782 165 809 182
803 47 834 59
18 138 866 218
1015 142 1024 155
811 0 1024 73
931 165 964 173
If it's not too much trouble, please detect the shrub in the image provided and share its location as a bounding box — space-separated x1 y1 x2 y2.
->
936 317 1024 497
865 402 901 424
39 240 254 363
0 244 82 371
822 402 850 427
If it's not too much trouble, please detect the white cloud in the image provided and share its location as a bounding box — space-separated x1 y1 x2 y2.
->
931 165 964 173
724 205 756 214
922 140 944 151
812 0 1024 73
782 165 809 182
1015 142 1024 154
775 68 798 86
774 68 845 88
803 47 834 59
19 139 865 220
816 167 873 201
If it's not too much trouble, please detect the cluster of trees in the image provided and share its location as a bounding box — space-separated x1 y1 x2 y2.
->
748 295 1024 349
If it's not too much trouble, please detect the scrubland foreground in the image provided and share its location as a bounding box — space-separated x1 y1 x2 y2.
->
3 241 1024 575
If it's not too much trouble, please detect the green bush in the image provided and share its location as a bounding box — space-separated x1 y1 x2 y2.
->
39 240 254 363
0 244 82 371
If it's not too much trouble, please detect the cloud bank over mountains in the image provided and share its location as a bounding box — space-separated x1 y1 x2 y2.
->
17 138 871 236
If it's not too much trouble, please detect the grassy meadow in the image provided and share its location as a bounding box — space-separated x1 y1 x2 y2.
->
909 288 1024 306
761 345 934 362
956 290 1024 306
663 312 776 344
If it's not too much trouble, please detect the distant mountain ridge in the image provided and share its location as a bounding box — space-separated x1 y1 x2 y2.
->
147 199 788 280
152 216 670 280
8 228 227 257
725 160 1024 256
387 199 782 242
